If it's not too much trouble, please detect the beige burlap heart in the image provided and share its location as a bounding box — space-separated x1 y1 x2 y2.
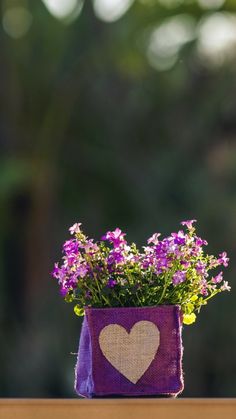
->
99 320 160 384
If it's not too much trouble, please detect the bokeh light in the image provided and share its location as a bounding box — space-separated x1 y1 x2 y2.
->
93 0 134 22
198 12 236 65
2 6 32 39
42 0 84 22
197 0 225 10
147 14 196 71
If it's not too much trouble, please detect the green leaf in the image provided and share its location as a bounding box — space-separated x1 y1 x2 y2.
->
185 302 194 314
65 293 74 303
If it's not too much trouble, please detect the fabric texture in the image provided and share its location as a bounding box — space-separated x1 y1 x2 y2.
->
74 305 184 398
99 320 160 384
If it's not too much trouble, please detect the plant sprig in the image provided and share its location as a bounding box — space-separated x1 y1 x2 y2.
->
52 220 230 325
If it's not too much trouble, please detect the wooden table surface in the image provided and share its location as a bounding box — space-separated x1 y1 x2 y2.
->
1 399 236 419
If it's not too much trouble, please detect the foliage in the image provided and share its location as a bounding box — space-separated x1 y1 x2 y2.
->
52 220 230 325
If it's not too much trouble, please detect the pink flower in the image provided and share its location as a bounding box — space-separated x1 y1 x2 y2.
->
172 270 186 285
147 233 161 245
63 239 78 255
200 279 209 296
211 271 223 284
171 230 186 245
196 261 207 276
181 219 197 229
65 255 77 266
76 264 89 278
200 287 208 296
180 260 191 268
195 237 208 246
52 263 60 278
82 240 99 254
101 228 126 248
69 223 82 235
218 252 229 267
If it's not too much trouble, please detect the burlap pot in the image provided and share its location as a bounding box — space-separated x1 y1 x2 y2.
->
74 305 184 398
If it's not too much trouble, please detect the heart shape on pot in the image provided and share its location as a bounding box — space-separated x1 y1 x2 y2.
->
99 320 160 384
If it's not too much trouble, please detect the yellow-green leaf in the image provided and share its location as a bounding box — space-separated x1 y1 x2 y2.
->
74 305 84 316
65 293 74 303
183 313 196 325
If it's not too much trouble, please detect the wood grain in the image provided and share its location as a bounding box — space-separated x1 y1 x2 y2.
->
1 399 236 419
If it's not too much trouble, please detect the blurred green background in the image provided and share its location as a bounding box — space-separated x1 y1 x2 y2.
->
1 0 236 397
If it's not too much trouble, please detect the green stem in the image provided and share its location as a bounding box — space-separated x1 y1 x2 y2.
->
203 289 220 303
126 270 141 306
111 290 123 306
157 274 169 305
101 294 112 306
85 256 102 292
84 283 100 303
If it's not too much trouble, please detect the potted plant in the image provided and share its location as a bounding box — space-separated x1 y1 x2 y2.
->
52 220 230 398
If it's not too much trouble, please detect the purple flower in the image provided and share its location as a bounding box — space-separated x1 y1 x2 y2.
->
107 249 124 265
156 257 170 273
189 244 202 257
147 233 161 245
107 278 117 288
129 254 140 263
221 281 231 291
172 270 186 285
101 228 126 248
82 240 99 254
155 239 170 257
218 252 229 267
200 279 208 296
181 219 197 229
65 254 78 266
53 220 230 314
60 287 68 297
76 264 89 278
208 257 220 268
154 267 163 275
180 260 191 269
52 263 60 278
200 287 208 296
163 238 181 256
63 239 78 255
142 256 154 269
195 236 208 246
85 290 91 299
143 246 154 255
67 276 78 288
211 271 223 284
59 277 76 296
52 264 67 282
171 230 186 245
69 223 82 235
195 261 206 276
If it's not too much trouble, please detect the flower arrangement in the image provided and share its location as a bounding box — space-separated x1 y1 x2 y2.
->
52 219 230 325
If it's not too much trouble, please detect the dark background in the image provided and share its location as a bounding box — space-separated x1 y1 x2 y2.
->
1 0 236 397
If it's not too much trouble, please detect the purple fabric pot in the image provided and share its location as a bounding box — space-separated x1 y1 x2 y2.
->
74 306 184 398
